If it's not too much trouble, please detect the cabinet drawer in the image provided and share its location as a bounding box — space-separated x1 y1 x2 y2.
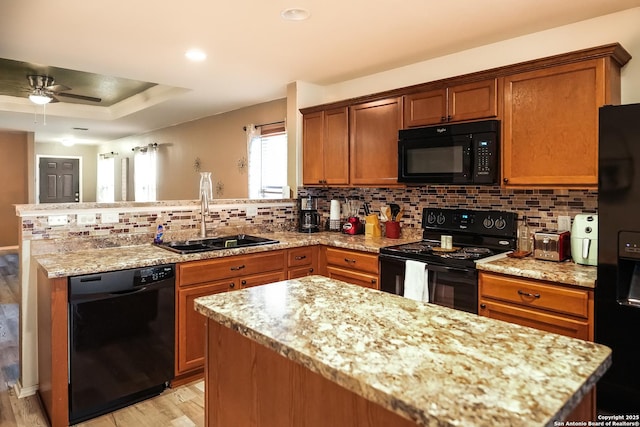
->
239 271 286 289
479 299 590 341
326 266 379 290
179 251 285 286
288 265 316 279
325 247 378 274
479 272 589 318
288 247 314 267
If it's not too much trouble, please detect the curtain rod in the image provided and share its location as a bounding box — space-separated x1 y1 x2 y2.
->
243 120 285 132
99 151 119 158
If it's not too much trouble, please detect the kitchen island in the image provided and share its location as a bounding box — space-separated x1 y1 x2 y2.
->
195 275 611 427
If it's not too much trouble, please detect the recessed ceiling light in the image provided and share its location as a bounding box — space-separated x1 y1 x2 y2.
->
185 49 207 62
61 138 75 147
281 8 310 21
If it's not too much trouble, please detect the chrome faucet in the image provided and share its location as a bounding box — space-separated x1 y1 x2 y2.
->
199 171 213 238
200 188 209 238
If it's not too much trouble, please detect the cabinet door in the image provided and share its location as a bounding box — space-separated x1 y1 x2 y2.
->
323 107 350 185
403 89 447 127
448 79 497 122
350 98 402 186
326 266 379 289
177 280 235 375
502 59 605 187
302 108 349 185
302 111 326 185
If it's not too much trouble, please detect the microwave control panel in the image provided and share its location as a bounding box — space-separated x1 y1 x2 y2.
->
472 133 498 184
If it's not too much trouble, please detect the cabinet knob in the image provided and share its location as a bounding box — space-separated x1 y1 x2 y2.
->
241 280 247 285
480 303 486 309
371 279 377 284
447 115 452 121
309 268 314 273
229 283 235 288
503 178 509 183
441 116 447 122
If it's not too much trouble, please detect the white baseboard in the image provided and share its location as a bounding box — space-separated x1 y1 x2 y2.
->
14 380 38 398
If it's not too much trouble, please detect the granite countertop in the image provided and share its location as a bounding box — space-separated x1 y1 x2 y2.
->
35 231 420 278
476 256 597 289
194 275 611 427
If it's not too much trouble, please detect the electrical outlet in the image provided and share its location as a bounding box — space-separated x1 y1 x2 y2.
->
77 213 97 225
48 215 68 226
558 216 571 232
101 212 120 224
246 206 258 217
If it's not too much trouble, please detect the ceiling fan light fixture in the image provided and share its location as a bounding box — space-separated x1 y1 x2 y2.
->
29 89 53 105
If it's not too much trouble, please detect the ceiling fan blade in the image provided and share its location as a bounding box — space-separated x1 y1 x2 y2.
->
46 84 71 92
49 96 61 103
55 92 102 103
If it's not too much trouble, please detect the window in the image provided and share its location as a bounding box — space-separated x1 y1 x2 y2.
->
247 123 287 199
96 155 115 202
134 147 157 202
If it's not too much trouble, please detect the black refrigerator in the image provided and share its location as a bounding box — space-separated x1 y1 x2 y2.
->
597 103 640 413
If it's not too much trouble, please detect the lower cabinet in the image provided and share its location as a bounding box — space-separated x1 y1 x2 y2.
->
322 246 379 289
478 271 595 421
175 250 286 380
287 246 318 279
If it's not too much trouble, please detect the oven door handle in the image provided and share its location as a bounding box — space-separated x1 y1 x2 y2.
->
425 264 473 275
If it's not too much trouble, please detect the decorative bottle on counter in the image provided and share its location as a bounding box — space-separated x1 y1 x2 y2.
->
517 216 531 252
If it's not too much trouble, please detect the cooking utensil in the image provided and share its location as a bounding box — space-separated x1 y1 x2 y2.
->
395 207 404 222
363 202 371 216
390 203 400 219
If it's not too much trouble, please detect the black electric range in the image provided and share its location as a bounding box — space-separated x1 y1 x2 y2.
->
379 208 517 313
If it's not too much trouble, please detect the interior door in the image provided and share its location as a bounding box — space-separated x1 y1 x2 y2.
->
39 157 80 203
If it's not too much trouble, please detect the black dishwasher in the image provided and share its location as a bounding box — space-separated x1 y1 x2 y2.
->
68 264 175 424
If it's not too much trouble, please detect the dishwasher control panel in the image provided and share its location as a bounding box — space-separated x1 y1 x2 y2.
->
135 265 175 286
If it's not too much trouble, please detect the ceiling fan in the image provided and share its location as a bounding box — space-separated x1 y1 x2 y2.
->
26 74 102 105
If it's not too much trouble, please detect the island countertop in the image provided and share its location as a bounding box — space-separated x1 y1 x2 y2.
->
195 275 611 427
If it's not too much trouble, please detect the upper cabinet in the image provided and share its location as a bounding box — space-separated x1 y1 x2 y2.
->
300 43 631 189
350 97 402 186
502 50 629 188
302 107 349 185
403 79 498 127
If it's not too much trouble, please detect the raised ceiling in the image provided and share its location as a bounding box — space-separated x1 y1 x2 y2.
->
0 0 638 145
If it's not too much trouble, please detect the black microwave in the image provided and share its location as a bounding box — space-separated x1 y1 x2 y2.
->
397 119 499 185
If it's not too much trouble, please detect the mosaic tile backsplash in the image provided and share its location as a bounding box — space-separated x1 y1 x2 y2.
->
299 186 597 234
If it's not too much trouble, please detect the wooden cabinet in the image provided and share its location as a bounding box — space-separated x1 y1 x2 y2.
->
322 247 379 289
349 97 403 186
502 57 622 188
478 271 595 421
403 79 498 127
175 250 286 379
287 246 317 279
302 107 349 185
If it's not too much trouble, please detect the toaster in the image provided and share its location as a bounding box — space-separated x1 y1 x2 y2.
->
533 231 571 262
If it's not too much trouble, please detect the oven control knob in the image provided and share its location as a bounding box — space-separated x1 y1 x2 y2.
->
483 217 494 228
436 213 446 225
427 212 436 224
495 217 507 230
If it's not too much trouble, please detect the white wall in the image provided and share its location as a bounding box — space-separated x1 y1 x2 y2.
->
296 7 640 108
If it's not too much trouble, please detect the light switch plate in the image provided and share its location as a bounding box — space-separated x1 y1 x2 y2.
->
558 216 571 232
48 215 68 226
246 206 258 217
77 213 97 225
101 212 120 224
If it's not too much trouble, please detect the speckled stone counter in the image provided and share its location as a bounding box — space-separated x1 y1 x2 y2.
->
35 231 421 278
194 275 611 427
476 256 596 289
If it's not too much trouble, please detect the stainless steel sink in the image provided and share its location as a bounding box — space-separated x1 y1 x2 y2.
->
155 234 279 254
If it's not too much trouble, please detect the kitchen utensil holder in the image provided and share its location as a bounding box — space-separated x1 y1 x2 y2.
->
385 221 401 239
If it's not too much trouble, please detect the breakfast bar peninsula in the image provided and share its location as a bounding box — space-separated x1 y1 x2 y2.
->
194 275 611 427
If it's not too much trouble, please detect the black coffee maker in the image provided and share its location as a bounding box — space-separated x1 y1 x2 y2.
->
298 196 321 233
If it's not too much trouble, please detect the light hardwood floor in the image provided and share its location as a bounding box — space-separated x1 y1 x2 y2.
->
0 251 205 427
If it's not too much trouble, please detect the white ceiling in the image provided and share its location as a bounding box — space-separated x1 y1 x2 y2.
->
1 0 639 145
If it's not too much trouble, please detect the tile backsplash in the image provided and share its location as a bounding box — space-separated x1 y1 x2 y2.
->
299 186 597 233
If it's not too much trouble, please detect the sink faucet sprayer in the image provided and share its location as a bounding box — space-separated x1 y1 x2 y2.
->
199 172 213 238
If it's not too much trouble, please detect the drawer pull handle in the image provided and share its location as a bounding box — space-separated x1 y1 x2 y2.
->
229 283 235 288
344 258 356 264
230 265 246 271
295 255 307 260
517 290 540 299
